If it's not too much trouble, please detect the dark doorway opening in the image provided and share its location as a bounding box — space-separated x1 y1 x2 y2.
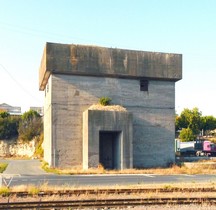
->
99 131 121 170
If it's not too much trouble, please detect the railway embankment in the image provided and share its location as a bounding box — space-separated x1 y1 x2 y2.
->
1 184 216 209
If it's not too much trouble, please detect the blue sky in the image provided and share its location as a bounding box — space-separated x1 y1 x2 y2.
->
0 0 216 116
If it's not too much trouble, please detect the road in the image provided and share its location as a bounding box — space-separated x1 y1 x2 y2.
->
1 159 47 175
1 159 216 187
2 173 216 187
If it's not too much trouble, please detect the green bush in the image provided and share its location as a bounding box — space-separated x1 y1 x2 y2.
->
0 112 20 139
0 111 9 118
99 97 112 106
18 110 43 142
0 186 10 196
0 163 8 173
0 110 44 145
179 128 196 142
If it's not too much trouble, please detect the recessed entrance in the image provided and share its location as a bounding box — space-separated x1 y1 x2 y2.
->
99 131 121 170
83 109 133 170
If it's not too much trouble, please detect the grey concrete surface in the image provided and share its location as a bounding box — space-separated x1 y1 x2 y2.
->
1 159 47 175
2 173 216 187
39 43 182 90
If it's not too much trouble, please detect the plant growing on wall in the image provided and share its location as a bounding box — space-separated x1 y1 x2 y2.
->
99 97 112 106
34 133 44 158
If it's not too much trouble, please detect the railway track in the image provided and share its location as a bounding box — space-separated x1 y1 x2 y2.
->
0 197 216 209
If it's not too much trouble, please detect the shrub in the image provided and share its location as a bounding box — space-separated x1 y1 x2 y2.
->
179 128 196 142
99 97 112 106
0 163 8 173
0 111 9 118
0 186 10 196
0 113 20 140
18 110 43 142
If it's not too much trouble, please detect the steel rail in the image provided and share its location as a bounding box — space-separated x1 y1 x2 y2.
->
0 197 216 209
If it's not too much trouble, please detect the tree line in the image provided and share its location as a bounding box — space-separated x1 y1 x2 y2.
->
176 107 216 142
0 109 43 141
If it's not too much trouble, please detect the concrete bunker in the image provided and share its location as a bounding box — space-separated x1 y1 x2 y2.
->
39 42 182 169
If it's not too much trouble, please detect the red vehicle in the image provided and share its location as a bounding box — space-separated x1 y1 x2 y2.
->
195 140 216 156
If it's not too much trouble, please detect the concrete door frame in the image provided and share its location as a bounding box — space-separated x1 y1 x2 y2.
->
83 109 133 170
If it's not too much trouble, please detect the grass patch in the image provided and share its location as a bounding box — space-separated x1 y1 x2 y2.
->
0 186 10 196
3 182 216 197
0 163 8 173
41 161 216 175
41 161 62 174
28 185 40 195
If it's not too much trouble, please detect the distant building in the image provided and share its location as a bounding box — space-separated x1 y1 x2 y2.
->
29 107 44 116
0 103 21 115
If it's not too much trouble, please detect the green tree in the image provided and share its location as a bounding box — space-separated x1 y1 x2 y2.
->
176 107 202 141
18 110 43 141
201 115 216 136
176 108 216 141
179 128 196 142
178 107 202 135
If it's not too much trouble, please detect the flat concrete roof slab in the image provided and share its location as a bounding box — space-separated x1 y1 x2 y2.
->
39 43 182 90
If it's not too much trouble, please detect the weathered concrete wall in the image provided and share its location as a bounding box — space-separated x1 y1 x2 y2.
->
43 76 52 166
132 108 175 167
0 139 35 157
46 74 175 168
83 109 133 169
39 43 182 90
